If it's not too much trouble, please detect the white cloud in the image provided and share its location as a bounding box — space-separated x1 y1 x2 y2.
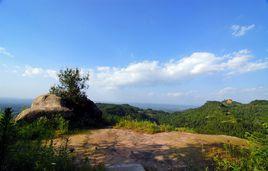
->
231 24 255 37
19 50 268 91
218 86 268 95
224 49 268 75
22 66 43 77
0 47 14 58
217 86 268 102
217 87 237 95
166 90 197 98
167 92 183 97
22 66 57 79
91 49 268 89
46 69 58 79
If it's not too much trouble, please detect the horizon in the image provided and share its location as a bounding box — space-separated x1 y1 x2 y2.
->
1 0 268 105
0 96 265 107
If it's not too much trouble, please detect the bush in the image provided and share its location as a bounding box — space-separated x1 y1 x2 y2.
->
0 108 102 171
115 119 175 134
175 127 196 133
8 138 74 171
18 115 69 140
213 124 268 170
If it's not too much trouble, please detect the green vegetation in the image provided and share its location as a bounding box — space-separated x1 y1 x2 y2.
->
115 119 174 134
155 100 268 138
50 68 102 128
98 100 268 138
98 100 268 170
2 80 268 170
212 124 268 170
97 103 161 125
0 108 103 171
50 68 89 104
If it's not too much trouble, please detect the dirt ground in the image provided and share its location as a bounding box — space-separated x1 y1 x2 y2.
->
55 129 248 170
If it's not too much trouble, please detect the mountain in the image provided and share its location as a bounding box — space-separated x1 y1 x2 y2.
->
156 99 268 138
96 103 169 124
130 103 196 112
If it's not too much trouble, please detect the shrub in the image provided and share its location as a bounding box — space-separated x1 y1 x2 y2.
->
19 115 69 140
115 119 175 134
0 108 102 171
213 124 268 170
0 108 17 170
175 127 196 133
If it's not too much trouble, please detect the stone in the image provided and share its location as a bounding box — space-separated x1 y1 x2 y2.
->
226 99 233 104
15 93 102 126
15 94 73 122
105 164 145 171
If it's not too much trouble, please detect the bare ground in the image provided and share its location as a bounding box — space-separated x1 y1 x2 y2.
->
55 129 248 170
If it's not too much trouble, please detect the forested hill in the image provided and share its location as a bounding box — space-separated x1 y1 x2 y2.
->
2 99 268 138
156 100 268 138
96 103 168 124
97 100 268 138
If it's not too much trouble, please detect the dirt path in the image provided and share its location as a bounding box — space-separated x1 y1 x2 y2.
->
56 129 248 170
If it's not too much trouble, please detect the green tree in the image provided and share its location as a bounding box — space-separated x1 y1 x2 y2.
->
0 108 17 170
50 68 102 128
50 68 89 105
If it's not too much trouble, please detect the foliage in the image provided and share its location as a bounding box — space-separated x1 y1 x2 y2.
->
115 119 175 134
49 68 102 128
0 108 17 169
213 123 268 170
18 115 69 140
2 98 268 170
99 101 268 170
97 103 164 125
175 127 196 133
50 68 89 104
155 100 268 138
0 108 102 171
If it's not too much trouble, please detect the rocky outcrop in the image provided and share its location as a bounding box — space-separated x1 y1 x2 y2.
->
225 99 233 105
15 94 73 122
15 94 102 127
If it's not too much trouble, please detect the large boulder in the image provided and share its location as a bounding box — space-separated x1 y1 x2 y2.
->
15 94 102 127
15 94 73 122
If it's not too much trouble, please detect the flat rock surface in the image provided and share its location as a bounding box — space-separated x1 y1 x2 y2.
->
55 129 248 170
105 163 145 171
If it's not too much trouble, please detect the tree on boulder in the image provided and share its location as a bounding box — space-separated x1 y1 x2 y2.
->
50 68 89 105
50 68 102 128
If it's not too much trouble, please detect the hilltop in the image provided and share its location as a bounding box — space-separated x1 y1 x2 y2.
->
55 128 248 170
96 100 268 138
155 99 268 138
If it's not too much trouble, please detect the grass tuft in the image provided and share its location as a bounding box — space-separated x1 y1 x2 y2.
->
115 119 175 134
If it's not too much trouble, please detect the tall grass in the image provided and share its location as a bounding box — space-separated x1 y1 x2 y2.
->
115 119 175 134
213 124 268 170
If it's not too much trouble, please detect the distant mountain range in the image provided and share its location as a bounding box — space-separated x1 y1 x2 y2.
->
130 103 197 112
0 98 32 114
0 97 196 114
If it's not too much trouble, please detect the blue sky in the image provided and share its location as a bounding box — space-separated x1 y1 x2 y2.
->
0 0 268 105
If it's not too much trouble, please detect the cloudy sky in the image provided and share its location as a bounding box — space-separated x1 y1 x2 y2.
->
0 0 268 105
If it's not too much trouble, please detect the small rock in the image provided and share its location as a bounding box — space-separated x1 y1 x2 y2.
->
105 163 145 171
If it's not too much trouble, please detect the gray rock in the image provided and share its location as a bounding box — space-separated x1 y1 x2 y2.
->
15 94 73 122
105 164 145 171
